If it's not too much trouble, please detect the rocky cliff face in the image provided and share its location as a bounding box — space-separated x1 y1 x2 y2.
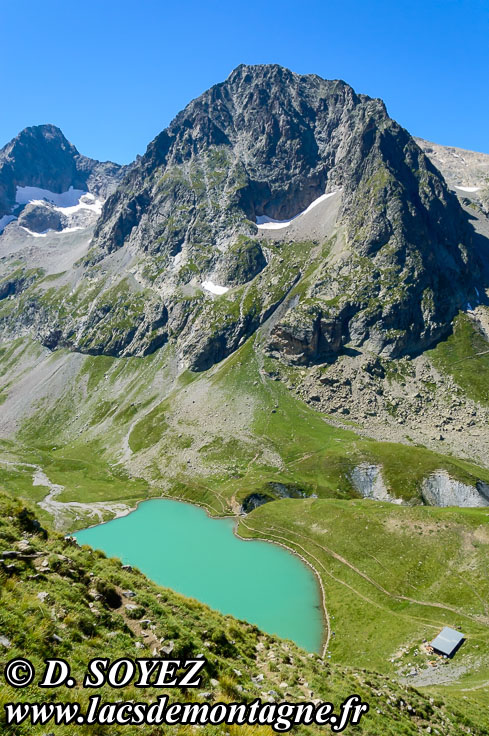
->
421 471 489 507
0 66 485 372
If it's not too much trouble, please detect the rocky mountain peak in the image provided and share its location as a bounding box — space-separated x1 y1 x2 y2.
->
0 65 486 374
91 65 395 258
2 123 79 157
0 124 80 215
150 63 385 214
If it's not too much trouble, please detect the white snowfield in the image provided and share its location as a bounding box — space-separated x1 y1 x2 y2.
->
19 225 84 238
20 227 48 238
54 192 103 216
0 186 104 237
256 191 338 230
454 185 481 193
15 186 103 216
15 185 87 207
202 280 229 295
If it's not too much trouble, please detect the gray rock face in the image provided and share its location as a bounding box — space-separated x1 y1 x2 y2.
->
85 64 479 364
0 269 38 301
240 482 308 513
421 471 489 507
267 307 343 365
349 464 489 508
240 493 274 513
17 202 63 233
350 463 402 503
416 137 489 211
215 238 267 287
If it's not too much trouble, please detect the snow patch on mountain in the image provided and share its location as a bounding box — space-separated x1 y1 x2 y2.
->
454 185 481 193
15 185 87 207
20 226 48 238
202 280 229 295
256 191 338 230
15 186 103 218
54 192 103 216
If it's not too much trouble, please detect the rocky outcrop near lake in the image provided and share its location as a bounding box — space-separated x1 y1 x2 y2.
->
421 471 489 507
350 463 402 503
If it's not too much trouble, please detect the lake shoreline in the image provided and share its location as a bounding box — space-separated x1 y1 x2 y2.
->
234 519 330 658
73 492 327 655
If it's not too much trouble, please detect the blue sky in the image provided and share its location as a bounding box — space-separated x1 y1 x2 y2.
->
1 0 487 163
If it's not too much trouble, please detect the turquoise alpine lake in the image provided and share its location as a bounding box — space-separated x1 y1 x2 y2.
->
74 498 323 652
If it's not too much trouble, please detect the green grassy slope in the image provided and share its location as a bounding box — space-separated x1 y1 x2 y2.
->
2 490 482 736
428 311 489 406
4 335 487 528
238 499 489 679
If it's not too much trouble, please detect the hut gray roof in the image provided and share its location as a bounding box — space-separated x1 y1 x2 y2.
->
430 627 464 657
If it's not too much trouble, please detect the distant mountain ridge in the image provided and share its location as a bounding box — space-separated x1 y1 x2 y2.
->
416 137 489 217
0 123 126 218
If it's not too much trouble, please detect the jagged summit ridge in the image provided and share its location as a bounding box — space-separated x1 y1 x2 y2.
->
93 64 388 250
1 124 80 163
86 64 479 363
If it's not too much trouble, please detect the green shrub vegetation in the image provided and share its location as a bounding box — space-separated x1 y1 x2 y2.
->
428 311 489 405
